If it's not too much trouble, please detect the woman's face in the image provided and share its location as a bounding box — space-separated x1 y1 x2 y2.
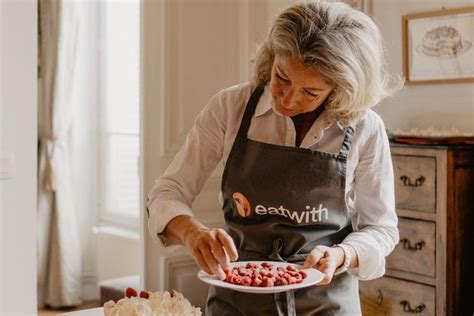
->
270 55 335 117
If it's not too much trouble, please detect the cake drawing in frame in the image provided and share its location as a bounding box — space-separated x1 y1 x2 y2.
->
403 7 474 84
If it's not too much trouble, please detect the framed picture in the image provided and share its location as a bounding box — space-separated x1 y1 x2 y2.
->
342 0 372 16
402 7 474 84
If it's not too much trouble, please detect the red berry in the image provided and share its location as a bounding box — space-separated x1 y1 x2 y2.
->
246 263 257 269
241 276 252 286
261 262 273 269
275 278 288 286
288 277 297 284
261 278 274 287
251 278 262 287
294 273 303 282
139 290 149 299
125 287 138 298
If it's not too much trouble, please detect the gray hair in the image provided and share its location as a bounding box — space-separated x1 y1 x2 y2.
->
253 0 403 125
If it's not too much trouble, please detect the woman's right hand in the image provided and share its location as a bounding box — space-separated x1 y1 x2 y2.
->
183 226 239 280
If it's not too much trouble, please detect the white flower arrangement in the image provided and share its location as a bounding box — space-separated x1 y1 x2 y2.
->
103 290 202 316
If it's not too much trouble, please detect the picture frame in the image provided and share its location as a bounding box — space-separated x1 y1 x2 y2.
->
342 0 373 16
402 7 474 84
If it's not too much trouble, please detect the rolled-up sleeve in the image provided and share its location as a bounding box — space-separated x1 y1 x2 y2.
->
147 91 226 246
342 113 399 280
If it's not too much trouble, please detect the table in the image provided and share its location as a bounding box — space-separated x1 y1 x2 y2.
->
59 307 103 316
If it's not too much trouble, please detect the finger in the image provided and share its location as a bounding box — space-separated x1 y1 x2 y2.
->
316 261 331 272
200 245 225 280
318 254 339 270
304 247 325 268
317 258 331 268
192 249 212 276
208 235 230 270
215 228 239 261
316 262 335 285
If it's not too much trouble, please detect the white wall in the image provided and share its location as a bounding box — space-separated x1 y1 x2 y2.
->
0 0 37 315
373 0 474 131
94 227 139 284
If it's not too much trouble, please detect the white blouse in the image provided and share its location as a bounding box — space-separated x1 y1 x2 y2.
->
147 82 399 280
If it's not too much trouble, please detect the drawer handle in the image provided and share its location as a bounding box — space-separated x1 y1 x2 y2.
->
376 289 383 306
400 175 425 187
400 238 425 251
400 300 426 313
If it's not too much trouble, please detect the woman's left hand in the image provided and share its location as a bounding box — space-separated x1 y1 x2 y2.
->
303 245 344 285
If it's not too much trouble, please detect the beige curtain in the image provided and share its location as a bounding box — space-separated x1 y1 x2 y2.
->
37 0 83 308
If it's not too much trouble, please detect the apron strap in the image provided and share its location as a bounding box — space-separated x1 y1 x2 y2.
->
236 86 265 140
338 125 355 159
275 290 296 316
270 239 309 263
269 239 285 261
236 224 353 263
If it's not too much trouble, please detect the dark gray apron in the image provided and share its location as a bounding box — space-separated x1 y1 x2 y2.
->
205 86 361 315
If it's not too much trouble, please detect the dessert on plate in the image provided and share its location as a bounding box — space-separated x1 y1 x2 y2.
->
103 287 202 316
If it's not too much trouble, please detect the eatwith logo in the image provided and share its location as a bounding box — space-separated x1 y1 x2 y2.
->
232 192 252 217
255 203 329 224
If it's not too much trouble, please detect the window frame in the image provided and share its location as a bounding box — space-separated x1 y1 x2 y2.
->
96 0 141 231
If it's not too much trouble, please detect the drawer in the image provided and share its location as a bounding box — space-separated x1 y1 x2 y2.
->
360 277 435 315
392 155 436 213
387 218 436 277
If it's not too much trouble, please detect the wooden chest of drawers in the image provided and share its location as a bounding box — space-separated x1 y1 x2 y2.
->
359 144 474 315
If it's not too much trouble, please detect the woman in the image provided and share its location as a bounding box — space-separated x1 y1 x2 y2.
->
147 1 402 315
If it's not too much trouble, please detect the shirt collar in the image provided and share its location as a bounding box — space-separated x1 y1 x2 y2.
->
254 84 273 118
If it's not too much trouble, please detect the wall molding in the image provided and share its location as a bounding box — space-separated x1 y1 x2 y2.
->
159 1 255 158
82 272 99 301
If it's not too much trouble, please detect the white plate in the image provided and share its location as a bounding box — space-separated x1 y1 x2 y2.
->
197 261 324 294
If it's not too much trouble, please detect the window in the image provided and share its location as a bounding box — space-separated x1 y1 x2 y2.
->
99 0 140 227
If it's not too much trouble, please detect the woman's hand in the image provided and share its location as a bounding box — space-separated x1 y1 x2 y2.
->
183 226 238 280
303 245 345 285
162 215 239 280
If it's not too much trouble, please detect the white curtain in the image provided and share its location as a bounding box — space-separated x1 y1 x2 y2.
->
37 0 83 308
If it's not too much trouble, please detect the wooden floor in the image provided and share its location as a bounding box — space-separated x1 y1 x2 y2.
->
38 302 100 316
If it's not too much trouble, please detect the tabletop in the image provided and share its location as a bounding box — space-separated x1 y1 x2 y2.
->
59 307 103 316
